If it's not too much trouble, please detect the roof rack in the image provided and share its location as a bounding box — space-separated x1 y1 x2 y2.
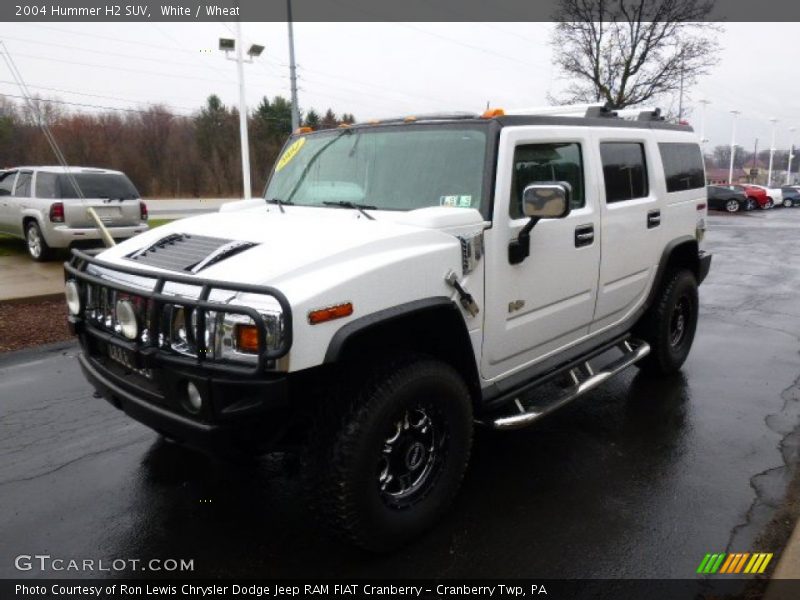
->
361 112 478 126
504 103 665 122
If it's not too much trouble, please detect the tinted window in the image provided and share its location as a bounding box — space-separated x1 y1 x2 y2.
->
57 173 140 199
659 142 705 192
14 172 33 197
0 171 15 196
35 172 58 198
510 142 585 219
600 142 649 203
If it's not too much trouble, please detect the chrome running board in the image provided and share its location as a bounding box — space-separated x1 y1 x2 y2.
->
489 338 651 430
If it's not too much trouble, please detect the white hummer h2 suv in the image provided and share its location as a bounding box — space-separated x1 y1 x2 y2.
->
65 104 712 551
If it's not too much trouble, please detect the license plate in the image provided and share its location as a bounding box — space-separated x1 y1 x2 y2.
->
92 207 121 221
108 344 136 368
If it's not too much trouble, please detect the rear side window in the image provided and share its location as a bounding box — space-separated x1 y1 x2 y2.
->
14 171 33 197
35 172 58 198
659 142 705 192
510 142 585 219
600 142 648 203
0 171 15 196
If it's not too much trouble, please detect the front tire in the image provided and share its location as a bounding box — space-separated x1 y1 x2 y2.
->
25 221 54 262
761 199 773 210
724 199 740 213
635 270 699 376
306 358 473 552
784 198 793 208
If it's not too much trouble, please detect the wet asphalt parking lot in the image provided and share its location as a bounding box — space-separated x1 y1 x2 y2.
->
1 207 800 581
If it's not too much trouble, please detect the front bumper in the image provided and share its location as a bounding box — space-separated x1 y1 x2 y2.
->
78 348 291 455
46 224 148 248
698 251 712 285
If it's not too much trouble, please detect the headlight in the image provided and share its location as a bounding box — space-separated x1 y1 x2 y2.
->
65 280 81 316
115 299 138 340
216 310 284 363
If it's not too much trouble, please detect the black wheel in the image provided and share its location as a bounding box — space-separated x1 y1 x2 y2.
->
724 199 740 213
635 270 699 376
783 198 793 208
305 357 473 552
25 221 54 261
745 198 755 211
761 199 773 210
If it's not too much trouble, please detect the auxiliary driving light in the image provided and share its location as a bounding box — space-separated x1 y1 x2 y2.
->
65 280 81 316
115 299 138 340
185 381 203 414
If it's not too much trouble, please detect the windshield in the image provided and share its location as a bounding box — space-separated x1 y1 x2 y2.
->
57 173 140 200
264 124 489 213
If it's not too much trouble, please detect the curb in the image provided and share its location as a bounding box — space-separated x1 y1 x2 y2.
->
0 339 78 368
0 292 64 305
764 519 800 599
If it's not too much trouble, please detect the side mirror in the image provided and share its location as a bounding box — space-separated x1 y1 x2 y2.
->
509 182 572 265
522 183 571 219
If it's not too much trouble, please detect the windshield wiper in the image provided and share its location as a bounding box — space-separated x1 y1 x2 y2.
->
322 200 376 220
266 197 293 213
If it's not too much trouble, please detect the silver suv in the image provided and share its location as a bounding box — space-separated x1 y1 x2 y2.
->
0 166 149 261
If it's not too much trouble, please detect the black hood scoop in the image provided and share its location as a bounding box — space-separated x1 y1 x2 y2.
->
126 233 258 273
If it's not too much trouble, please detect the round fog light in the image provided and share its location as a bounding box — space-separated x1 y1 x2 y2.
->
65 280 81 316
115 299 138 340
185 381 203 414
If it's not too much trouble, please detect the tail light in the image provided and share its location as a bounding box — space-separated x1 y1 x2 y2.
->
139 201 148 221
49 202 64 223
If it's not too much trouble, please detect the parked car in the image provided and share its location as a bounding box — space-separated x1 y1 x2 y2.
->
65 105 710 551
744 184 783 207
707 185 750 212
781 186 800 207
739 184 772 209
0 166 148 261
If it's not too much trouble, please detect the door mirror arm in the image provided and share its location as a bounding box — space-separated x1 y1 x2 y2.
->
508 217 539 265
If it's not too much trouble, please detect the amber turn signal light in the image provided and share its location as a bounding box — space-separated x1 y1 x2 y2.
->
481 108 505 118
235 324 260 353
308 303 353 325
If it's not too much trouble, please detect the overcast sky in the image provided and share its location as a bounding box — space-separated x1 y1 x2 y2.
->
1 21 797 153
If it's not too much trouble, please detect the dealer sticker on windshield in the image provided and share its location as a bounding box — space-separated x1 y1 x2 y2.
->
440 195 473 208
275 137 306 172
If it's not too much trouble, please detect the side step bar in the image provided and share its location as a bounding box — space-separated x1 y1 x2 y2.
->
489 339 651 430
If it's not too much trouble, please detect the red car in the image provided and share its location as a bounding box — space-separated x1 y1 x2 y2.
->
739 184 772 210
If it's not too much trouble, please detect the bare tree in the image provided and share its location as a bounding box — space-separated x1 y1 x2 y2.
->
549 0 721 109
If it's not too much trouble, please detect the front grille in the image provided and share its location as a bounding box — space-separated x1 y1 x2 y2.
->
126 233 257 273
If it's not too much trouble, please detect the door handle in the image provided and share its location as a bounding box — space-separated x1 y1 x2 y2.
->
574 224 594 247
647 209 661 228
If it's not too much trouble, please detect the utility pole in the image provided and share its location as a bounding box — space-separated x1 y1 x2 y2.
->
788 127 797 185
767 118 777 186
698 99 710 145
234 21 252 200
287 0 300 131
751 138 758 183
678 57 685 121
728 110 740 185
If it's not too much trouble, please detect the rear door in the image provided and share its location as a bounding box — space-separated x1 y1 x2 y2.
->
591 132 662 332
0 170 18 234
8 170 33 237
482 126 601 381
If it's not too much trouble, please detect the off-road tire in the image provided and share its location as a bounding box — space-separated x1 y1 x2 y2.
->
635 269 699 376
304 357 473 552
25 221 54 262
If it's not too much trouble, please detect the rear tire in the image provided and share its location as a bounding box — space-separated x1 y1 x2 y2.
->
305 357 473 552
761 199 773 210
635 270 699 376
784 198 793 208
25 221 54 262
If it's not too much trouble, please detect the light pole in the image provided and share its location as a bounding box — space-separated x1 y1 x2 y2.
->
787 127 797 185
286 0 300 132
220 27 264 200
767 118 778 187
728 110 740 185
698 99 710 145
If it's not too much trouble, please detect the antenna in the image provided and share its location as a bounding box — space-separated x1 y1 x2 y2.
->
0 41 115 247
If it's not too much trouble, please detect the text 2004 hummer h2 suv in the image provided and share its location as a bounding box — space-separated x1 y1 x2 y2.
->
65 105 712 551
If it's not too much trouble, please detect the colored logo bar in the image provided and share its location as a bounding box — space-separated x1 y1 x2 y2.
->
696 552 773 574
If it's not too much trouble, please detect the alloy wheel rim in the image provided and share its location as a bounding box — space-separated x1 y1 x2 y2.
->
670 296 691 347
377 404 444 508
726 200 738 212
27 227 41 258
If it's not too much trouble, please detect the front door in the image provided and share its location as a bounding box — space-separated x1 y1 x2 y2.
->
481 127 601 382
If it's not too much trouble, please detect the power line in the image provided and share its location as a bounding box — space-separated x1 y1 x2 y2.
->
0 91 194 117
